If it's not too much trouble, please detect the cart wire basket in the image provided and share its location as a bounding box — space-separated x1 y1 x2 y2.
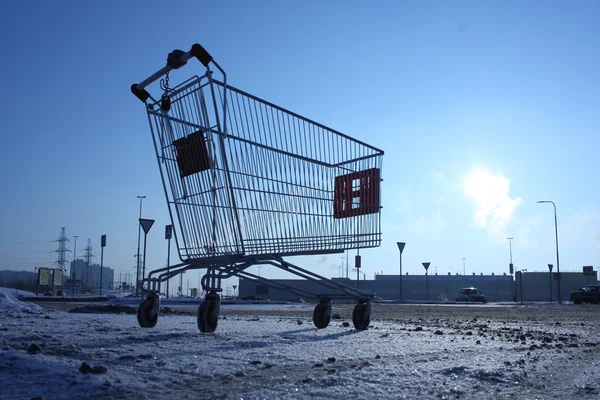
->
131 44 384 332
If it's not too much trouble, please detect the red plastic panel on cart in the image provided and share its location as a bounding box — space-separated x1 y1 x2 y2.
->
173 130 211 177
334 168 380 218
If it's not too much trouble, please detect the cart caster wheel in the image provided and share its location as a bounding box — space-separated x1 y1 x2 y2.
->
352 300 371 330
312 299 332 329
137 293 160 328
197 293 220 333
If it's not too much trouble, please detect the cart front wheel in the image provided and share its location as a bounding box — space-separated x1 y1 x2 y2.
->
352 300 371 330
312 300 332 329
137 295 160 328
197 293 220 333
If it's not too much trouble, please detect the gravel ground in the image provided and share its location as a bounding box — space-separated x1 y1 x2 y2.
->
2 301 600 399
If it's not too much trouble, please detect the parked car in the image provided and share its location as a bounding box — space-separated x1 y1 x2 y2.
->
242 295 267 301
455 287 486 303
569 285 600 304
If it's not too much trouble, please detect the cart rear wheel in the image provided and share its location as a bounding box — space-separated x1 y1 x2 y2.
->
197 294 220 333
312 300 332 329
137 296 159 328
352 301 371 330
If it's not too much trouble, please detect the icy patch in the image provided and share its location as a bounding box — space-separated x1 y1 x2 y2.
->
0 347 116 400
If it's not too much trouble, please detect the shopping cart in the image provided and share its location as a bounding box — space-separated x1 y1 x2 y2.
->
131 44 383 332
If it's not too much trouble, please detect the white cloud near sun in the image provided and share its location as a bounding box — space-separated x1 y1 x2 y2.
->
464 168 523 241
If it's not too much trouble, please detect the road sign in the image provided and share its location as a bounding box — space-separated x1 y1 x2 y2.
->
548 264 553 272
509 263 514 274
583 266 593 276
355 255 362 269
396 242 406 254
422 262 430 271
101 234 106 248
165 224 173 240
139 219 155 234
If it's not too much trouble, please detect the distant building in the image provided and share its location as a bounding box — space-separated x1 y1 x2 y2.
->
70 259 114 290
0 270 36 288
239 269 597 302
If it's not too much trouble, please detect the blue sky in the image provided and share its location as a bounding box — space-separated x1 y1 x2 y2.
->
0 1 598 292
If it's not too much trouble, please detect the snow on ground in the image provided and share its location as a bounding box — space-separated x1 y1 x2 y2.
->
0 287 41 312
1 288 600 399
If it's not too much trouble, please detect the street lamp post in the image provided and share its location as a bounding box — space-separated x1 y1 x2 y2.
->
537 200 561 303
35 264 39 296
346 250 349 278
517 269 526 303
165 224 173 299
136 195 146 295
520 270 523 303
72 235 78 295
100 235 106 296
548 264 553 303
507 237 514 301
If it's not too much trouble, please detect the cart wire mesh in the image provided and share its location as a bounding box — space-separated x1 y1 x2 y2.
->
146 75 383 262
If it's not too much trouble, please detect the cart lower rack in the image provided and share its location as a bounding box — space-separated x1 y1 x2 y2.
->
131 44 383 332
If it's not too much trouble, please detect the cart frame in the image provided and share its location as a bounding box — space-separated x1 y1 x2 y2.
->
131 44 383 331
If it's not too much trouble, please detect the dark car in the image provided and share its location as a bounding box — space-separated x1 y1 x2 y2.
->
455 287 486 303
569 285 600 304
242 295 266 301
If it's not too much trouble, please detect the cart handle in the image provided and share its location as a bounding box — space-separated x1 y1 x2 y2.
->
131 44 213 102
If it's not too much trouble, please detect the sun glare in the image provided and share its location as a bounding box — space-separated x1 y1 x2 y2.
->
464 168 522 234
464 169 510 204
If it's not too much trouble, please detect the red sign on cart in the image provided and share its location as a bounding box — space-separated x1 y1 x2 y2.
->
173 130 211 177
333 168 380 219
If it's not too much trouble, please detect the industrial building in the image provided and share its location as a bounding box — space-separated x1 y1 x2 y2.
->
238 268 597 302
70 259 114 290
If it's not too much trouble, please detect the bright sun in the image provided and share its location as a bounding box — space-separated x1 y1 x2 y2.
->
464 168 523 232
464 168 509 204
